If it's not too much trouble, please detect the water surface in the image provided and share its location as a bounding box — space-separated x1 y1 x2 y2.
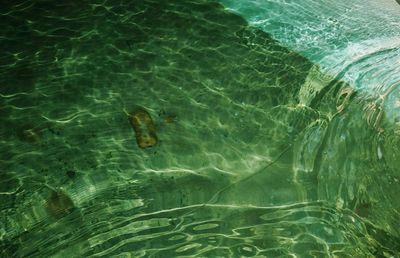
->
1 0 399 257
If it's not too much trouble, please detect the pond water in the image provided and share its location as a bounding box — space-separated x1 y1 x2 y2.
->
1 0 399 257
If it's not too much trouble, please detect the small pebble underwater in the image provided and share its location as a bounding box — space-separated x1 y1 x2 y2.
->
1 0 400 257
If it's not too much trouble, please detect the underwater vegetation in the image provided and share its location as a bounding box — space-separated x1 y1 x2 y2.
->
15 124 42 144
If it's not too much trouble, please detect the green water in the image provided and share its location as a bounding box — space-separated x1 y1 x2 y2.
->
1 0 399 257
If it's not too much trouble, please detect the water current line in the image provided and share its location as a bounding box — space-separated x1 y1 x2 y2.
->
180 143 293 219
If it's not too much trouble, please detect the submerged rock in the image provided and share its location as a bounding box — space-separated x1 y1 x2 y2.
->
128 107 158 149
46 190 75 219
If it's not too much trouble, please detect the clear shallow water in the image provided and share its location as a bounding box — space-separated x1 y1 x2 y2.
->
0 0 399 257
218 0 400 121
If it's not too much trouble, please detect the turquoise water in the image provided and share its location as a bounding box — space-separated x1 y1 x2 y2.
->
1 0 399 257
218 0 400 117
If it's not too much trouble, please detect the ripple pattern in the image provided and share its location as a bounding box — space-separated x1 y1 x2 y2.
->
1 0 399 257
